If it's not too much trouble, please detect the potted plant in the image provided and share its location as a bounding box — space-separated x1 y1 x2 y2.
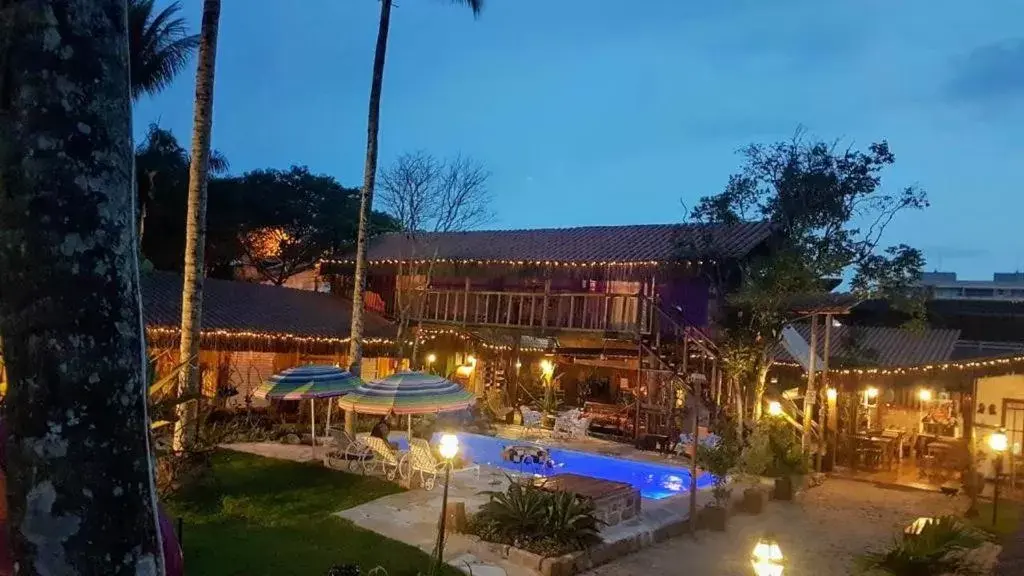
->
696 426 740 530
736 427 772 514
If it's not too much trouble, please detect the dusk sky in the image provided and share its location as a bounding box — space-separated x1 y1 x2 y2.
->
136 0 1024 280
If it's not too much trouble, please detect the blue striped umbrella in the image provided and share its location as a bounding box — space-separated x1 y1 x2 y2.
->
254 365 362 400
337 370 475 416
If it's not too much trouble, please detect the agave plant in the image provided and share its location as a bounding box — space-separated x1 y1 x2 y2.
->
855 516 990 576
476 480 549 542
544 491 603 547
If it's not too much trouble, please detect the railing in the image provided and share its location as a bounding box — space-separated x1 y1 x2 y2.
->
411 289 653 334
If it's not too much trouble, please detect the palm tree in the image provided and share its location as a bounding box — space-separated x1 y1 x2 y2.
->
174 0 222 451
129 0 200 100
347 0 485 385
0 1 164 571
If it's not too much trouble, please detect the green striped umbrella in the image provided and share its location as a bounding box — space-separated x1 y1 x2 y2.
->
337 371 475 416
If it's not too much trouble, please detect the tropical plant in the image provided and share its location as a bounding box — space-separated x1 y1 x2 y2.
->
855 516 990 576
175 0 222 451
348 0 485 376
744 417 808 477
128 0 200 99
471 477 603 555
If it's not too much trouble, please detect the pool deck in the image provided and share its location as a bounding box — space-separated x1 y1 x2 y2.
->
225 428 713 576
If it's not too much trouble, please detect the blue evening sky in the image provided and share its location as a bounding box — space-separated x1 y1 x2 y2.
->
136 0 1024 280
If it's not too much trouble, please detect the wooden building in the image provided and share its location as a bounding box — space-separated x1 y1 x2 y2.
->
321 222 776 439
140 271 398 407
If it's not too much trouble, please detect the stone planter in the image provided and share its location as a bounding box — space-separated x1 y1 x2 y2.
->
702 505 728 531
741 487 765 514
773 476 795 500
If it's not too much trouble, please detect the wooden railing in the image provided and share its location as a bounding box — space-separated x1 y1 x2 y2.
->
411 289 653 334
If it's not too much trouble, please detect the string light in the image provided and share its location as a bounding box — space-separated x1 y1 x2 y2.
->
145 326 393 347
321 257 714 268
775 354 1024 377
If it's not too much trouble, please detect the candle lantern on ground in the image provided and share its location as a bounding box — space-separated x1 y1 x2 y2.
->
751 533 785 576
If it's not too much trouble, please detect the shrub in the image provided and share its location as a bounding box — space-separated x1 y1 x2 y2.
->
696 421 741 507
470 478 604 555
744 418 808 477
855 516 990 576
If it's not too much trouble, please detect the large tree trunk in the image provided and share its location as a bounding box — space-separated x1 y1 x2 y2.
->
752 356 770 420
174 0 221 451
348 0 392 377
0 1 164 573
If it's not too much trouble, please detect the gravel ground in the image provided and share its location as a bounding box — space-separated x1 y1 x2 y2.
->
586 479 967 576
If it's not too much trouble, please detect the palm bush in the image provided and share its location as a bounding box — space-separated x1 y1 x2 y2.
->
696 426 741 507
471 478 604 555
855 516 990 576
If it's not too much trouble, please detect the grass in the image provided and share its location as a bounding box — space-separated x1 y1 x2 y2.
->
165 450 458 576
967 498 1022 540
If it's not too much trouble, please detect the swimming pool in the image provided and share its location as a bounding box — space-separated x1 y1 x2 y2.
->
400 432 715 500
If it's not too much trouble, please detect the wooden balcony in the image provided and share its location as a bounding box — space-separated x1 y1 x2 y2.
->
411 290 653 335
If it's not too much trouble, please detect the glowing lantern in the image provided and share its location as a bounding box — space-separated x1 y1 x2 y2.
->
751 534 784 576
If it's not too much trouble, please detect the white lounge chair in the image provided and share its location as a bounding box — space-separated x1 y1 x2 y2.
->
407 438 449 490
553 410 590 440
363 435 407 481
323 427 372 473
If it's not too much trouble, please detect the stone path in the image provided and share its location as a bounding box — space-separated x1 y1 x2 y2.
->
585 479 967 576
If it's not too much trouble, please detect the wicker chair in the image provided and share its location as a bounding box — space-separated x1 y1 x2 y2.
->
520 406 543 437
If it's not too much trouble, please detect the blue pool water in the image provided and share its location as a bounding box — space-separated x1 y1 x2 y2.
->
396 432 714 500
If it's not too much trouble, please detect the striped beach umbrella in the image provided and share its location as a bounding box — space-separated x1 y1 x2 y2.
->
337 371 475 416
254 365 362 454
254 365 361 400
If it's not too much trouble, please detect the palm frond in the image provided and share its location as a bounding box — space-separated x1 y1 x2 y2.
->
448 0 484 17
128 0 199 99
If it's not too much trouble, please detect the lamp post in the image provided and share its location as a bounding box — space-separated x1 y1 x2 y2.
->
751 533 785 576
768 401 783 417
988 428 1008 527
425 353 437 373
431 433 459 576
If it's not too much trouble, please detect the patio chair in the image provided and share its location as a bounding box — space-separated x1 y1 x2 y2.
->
322 427 372 473
552 410 589 440
362 435 407 481
520 406 543 437
407 438 449 490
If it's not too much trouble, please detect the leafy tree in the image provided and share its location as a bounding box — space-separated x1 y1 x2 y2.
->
232 166 398 285
0 0 164 571
129 0 200 100
690 131 928 446
348 0 485 378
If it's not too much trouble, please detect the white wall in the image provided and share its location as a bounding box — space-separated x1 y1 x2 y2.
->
975 374 1024 429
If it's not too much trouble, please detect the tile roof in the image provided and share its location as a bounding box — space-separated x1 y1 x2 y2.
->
332 222 774 264
141 271 394 340
774 323 961 368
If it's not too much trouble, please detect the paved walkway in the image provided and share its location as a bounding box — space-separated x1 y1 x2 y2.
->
996 510 1024 576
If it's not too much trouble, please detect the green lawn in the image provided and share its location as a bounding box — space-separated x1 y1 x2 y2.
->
166 450 456 576
968 499 1022 540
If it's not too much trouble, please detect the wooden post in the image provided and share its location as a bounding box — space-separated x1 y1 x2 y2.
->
820 314 833 471
802 314 818 453
541 279 551 330
688 352 700 536
463 277 470 326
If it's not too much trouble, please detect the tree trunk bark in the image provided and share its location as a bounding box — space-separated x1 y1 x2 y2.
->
752 357 770 420
174 0 221 451
801 315 819 452
0 1 164 573
348 0 392 377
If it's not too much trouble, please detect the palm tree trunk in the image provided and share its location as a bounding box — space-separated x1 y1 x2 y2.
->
348 0 393 378
174 0 221 451
0 1 164 572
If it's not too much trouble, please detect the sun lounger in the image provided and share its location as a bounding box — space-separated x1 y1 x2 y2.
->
322 427 372 473
362 435 407 481
408 438 450 490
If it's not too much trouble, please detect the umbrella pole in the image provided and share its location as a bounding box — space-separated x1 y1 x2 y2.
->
408 414 412 440
310 398 316 457
326 399 332 433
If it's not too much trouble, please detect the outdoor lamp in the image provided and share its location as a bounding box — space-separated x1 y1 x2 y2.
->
918 388 933 402
865 386 879 399
515 360 522 370
767 401 783 417
426 353 437 365
432 433 460 575
467 355 477 366
438 433 460 460
989 428 1008 453
826 388 837 402
989 428 1009 527
539 359 555 377
751 534 784 576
